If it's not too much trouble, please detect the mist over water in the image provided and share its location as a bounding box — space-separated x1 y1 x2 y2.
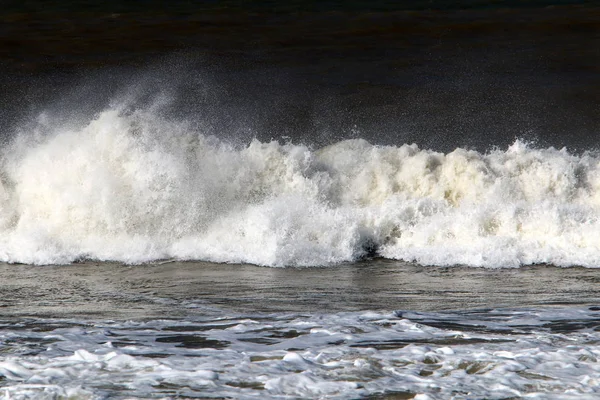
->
2 1 599 153
4 49 599 154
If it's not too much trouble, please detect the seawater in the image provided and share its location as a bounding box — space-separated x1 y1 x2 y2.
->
0 261 600 399
3 308 600 399
1 3 600 398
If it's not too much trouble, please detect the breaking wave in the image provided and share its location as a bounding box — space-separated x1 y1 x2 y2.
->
1 102 599 268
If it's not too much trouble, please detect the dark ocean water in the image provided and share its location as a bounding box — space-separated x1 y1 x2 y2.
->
1 1 599 151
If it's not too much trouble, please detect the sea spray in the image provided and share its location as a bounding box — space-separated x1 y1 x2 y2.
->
1 104 600 267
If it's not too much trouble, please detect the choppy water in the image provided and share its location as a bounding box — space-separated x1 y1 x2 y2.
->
0 261 599 399
1 1 600 398
4 307 600 399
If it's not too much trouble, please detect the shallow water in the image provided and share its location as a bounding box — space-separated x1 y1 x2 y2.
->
2 260 600 318
1 261 600 399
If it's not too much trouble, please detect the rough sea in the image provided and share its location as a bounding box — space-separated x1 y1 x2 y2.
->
1 1 600 398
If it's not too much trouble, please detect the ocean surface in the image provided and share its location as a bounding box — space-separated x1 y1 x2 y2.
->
1 1 600 398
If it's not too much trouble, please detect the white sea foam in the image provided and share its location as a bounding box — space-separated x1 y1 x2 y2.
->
1 308 600 399
2 103 600 267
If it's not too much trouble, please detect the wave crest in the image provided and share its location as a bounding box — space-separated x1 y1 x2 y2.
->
2 105 599 267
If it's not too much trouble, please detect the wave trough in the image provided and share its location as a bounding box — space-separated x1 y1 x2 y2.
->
1 104 599 268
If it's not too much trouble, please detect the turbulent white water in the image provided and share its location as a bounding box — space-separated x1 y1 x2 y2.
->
1 103 600 267
2 307 600 399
